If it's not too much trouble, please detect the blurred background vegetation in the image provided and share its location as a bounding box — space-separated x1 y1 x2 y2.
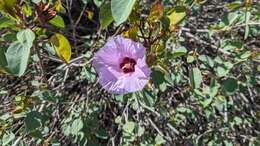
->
0 0 259 145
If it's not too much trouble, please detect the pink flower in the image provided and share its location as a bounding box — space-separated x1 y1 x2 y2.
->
92 35 151 94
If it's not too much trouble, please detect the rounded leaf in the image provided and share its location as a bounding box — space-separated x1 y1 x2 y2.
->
50 33 71 63
111 0 136 26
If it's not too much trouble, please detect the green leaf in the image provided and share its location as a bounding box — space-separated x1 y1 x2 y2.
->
0 0 17 18
223 12 239 26
187 55 195 63
155 134 166 145
142 89 157 107
167 6 186 30
233 116 243 125
31 0 41 4
16 28 35 47
114 94 124 102
244 11 251 40
208 79 219 97
94 0 104 7
224 140 233 146
2 132 15 146
222 77 238 95
80 0 88 4
123 121 136 133
54 0 66 13
49 16 65 28
240 51 251 59
95 128 108 139
172 46 187 58
115 116 122 124
43 42 56 55
226 1 242 11
0 17 15 29
199 55 214 67
0 48 7 69
189 67 202 89
137 125 145 136
24 111 42 133
29 130 43 139
2 33 16 42
50 33 71 63
151 68 172 92
111 0 136 26
99 2 114 29
216 66 227 77
5 29 35 76
81 66 96 83
221 40 243 52
71 118 83 135
201 98 213 108
216 62 233 77
22 3 32 16
214 95 226 112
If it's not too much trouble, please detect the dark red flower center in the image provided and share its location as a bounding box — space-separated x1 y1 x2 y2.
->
120 57 136 73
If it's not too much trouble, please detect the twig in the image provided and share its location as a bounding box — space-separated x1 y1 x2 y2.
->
139 100 161 117
123 101 130 122
181 27 209 33
12 136 22 146
166 123 180 136
56 55 87 70
112 25 124 37
61 68 69 88
188 0 197 10
45 56 63 63
148 118 173 144
35 46 48 82
134 93 141 121
183 31 231 55
75 4 88 26
66 0 77 53
232 22 260 29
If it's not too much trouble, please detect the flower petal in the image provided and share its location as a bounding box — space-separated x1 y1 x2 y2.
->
114 36 145 59
93 35 151 94
118 66 151 93
97 64 150 94
93 45 121 68
98 66 124 93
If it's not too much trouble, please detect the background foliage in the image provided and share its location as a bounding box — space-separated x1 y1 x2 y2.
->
0 0 259 145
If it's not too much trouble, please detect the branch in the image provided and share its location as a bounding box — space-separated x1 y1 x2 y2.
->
183 31 231 55
148 118 173 144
